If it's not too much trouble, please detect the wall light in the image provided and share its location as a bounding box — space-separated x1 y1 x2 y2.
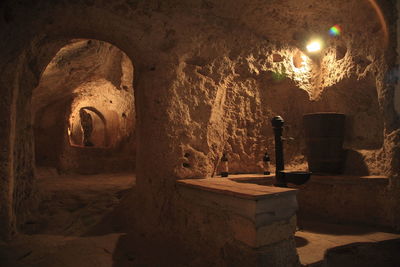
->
306 40 322 53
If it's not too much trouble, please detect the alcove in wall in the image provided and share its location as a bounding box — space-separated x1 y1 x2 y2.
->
69 107 108 148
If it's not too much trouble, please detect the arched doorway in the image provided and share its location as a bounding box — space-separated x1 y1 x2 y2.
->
69 106 108 148
0 5 157 240
26 39 137 235
33 39 136 175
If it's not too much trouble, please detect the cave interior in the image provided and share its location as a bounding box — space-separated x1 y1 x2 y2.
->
0 0 400 266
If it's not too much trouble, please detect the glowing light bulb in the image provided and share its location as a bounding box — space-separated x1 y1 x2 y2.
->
306 40 322 53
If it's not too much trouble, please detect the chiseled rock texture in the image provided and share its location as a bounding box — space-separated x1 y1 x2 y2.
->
0 0 399 259
33 40 136 174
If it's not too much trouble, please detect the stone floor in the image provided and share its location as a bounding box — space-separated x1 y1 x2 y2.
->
1 171 400 266
22 170 135 236
296 220 400 266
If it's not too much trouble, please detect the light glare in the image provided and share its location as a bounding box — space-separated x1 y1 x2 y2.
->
306 41 322 53
300 55 307 66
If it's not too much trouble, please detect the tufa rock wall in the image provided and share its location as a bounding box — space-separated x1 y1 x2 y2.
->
0 0 398 241
33 40 136 174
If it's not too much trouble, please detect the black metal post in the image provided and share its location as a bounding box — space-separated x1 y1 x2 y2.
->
271 116 286 187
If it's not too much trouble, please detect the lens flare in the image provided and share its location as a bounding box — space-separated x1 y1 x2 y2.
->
329 25 341 36
366 0 388 48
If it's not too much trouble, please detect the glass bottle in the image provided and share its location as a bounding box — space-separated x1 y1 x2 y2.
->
263 152 271 175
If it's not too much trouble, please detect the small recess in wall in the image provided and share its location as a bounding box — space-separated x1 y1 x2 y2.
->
336 45 347 60
272 54 283 62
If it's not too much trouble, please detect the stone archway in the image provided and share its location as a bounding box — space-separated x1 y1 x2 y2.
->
69 106 108 148
0 6 153 239
31 38 138 177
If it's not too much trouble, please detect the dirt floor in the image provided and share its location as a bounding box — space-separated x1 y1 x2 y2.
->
296 220 400 266
22 170 135 236
0 171 136 267
0 170 197 267
1 171 400 267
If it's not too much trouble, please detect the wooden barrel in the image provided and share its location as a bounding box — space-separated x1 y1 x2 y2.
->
303 113 345 174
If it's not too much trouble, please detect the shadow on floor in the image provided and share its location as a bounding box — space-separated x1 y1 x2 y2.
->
325 239 400 267
295 236 309 248
110 232 200 267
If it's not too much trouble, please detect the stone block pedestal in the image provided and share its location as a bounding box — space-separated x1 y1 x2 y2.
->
177 178 300 266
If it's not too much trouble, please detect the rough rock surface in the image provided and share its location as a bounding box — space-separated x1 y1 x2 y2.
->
0 0 399 264
33 40 136 173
